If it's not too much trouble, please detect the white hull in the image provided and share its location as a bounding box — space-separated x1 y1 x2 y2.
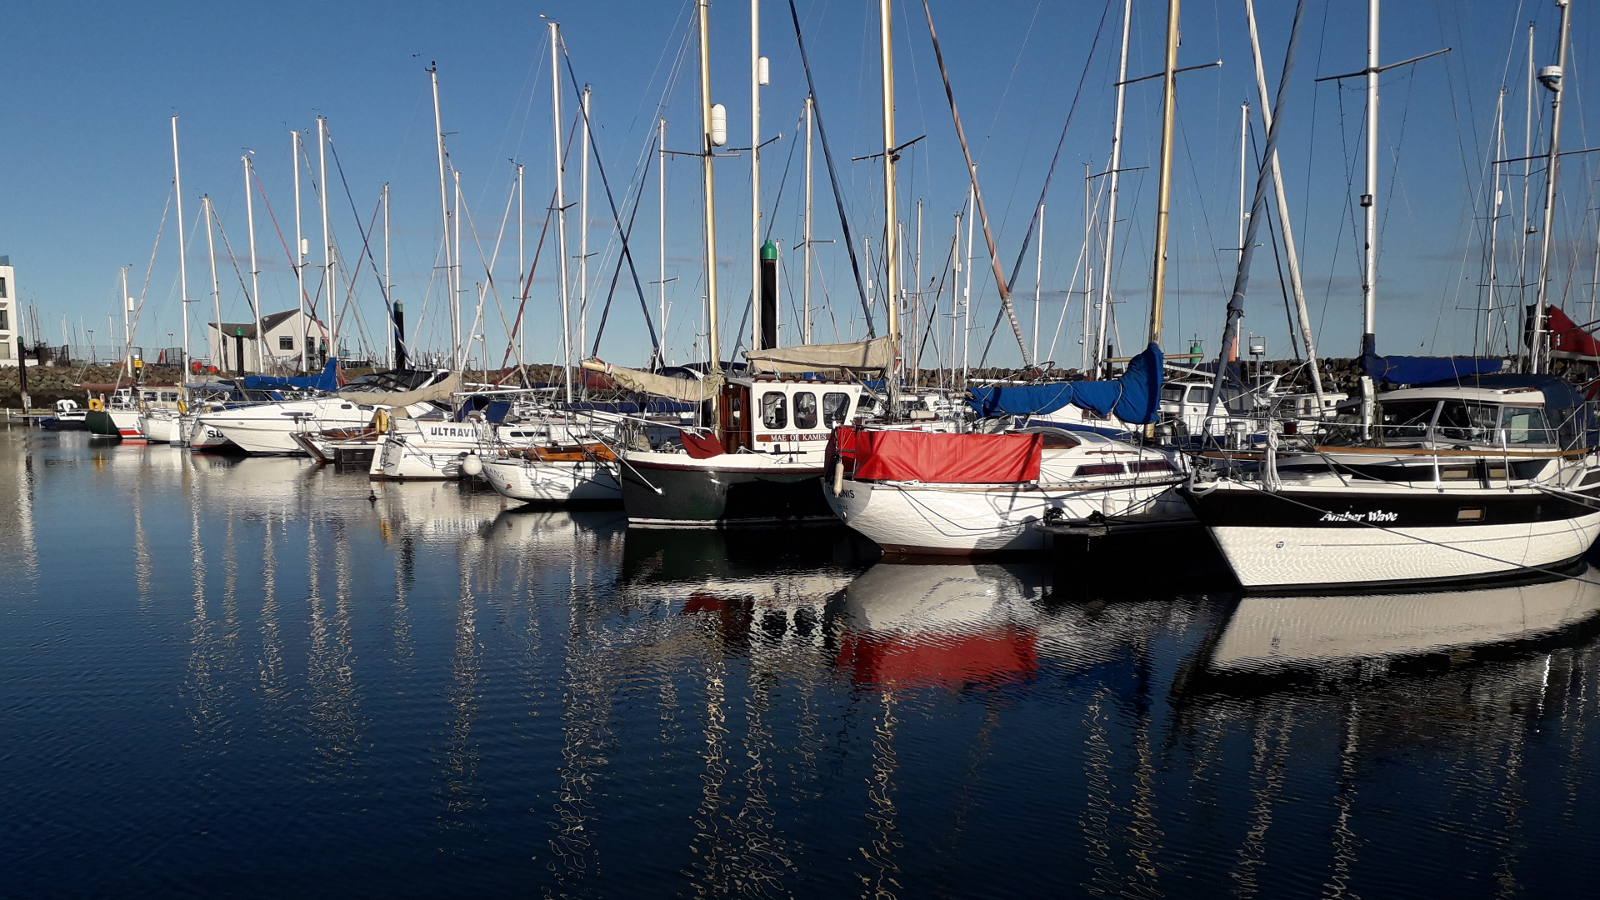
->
482 457 621 503
200 398 373 455
1206 515 1600 589
139 411 192 444
188 417 237 451
831 478 1183 554
373 421 491 480
109 408 146 439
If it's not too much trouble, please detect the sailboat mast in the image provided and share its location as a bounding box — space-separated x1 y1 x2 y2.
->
1096 0 1132 378
1146 0 1181 350
751 0 763 352
879 0 900 368
658 117 669 363
1245 0 1322 401
1237 103 1249 268
1530 0 1573 374
962 181 975 384
1358 0 1379 431
429 65 457 371
204 197 221 364
244 154 264 373
803 96 814 344
120 266 131 376
580 85 592 367
1083 164 1093 372
698 0 722 431
517 162 525 365
171 116 190 370
1489 89 1506 354
1519 23 1535 364
317 117 336 364
384 183 393 369
292 130 307 371
1033 204 1044 366
1361 0 1379 358
550 20 573 403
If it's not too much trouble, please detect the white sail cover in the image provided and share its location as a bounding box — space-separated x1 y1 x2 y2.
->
581 359 721 402
336 370 461 406
743 337 893 373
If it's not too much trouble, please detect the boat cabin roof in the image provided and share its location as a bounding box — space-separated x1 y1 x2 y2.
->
1382 385 1545 406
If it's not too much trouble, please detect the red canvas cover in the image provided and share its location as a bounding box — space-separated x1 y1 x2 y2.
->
846 429 1043 484
680 429 725 459
1547 305 1600 357
835 630 1038 687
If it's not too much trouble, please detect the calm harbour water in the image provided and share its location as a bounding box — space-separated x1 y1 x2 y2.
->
2 426 1598 898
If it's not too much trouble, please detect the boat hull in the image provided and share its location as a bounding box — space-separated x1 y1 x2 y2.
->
482 457 621 505
831 477 1185 555
139 411 191 444
87 408 144 439
621 453 837 527
1184 483 1600 590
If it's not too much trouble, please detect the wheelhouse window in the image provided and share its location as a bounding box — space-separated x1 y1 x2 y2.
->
1377 400 1437 442
1432 401 1500 445
1501 405 1554 445
760 391 788 430
793 391 818 429
822 392 853 428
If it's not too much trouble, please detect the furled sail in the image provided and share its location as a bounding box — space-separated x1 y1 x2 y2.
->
336 369 460 406
580 359 721 402
743 337 894 373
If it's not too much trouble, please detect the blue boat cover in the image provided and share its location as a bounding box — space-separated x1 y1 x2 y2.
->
967 342 1166 424
1361 352 1502 385
238 358 340 393
455 395 513 423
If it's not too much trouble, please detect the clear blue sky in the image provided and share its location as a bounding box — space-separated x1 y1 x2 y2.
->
1 0 1594 370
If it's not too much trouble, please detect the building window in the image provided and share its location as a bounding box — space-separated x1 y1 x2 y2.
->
0 309 8 330
0 342 9 360
0 276 8 299
279 335 294 351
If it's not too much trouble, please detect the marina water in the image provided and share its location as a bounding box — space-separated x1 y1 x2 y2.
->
2 426 1597 897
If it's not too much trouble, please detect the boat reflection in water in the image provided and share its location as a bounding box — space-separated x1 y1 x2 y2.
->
836 563 1049 688
1196 564 1600 689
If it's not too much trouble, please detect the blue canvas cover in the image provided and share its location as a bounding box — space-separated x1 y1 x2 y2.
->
967 342 1166 424
1362 352 1502 385
238 358 340 393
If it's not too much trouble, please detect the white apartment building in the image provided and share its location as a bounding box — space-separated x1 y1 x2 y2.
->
0 257 16 368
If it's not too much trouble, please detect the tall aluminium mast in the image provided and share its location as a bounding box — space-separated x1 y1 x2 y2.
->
1530 0 1573 374
550 20 573 403
171 116 190 369
1095 0 1132 378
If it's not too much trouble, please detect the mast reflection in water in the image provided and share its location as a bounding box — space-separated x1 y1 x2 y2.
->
1 430 1597 897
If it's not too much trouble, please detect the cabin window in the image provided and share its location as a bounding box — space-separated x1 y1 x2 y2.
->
823 392 852 428
160 392 178 402
1159 386 1186 402
1502 406 1554 445
1377 400 1437 442
1433 401 1499 444
279 336 294 350
760 392 788 430
793 391 818 429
